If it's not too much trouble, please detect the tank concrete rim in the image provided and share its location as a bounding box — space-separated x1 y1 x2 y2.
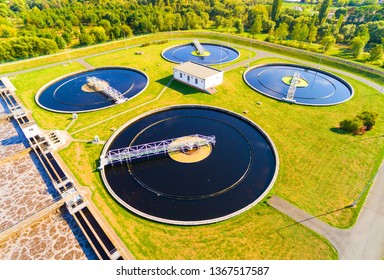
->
100 104 279 226
161 42 240 65
35 66 149 114
243 63 354 106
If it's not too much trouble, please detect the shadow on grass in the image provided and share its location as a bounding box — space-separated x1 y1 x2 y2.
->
329 127 351 135
156 75 205 95
275 204 353 238
93 158 100 172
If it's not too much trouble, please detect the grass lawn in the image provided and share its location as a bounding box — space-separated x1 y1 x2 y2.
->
10 62 85 130
10 34 384 260
59 141 337 260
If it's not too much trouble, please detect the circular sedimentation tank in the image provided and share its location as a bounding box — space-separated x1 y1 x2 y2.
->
35 67 149 113
162 43 239 65
100 105 278 225
244 63 353 106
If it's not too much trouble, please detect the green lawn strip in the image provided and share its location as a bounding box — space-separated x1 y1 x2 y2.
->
58 141 337 260
11 62 85 130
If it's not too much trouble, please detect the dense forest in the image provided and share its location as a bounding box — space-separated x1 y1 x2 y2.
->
0 0 383 64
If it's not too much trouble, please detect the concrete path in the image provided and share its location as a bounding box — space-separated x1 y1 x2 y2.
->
76 58 94 69
269 160 384 259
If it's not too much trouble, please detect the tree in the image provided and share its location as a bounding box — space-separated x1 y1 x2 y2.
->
90 27 107 43
356 25 370 44
308 23 318 44
368 44 383 61
248 4 269 27
340 24 356 42
322 35 336 53
110 25 121 40
350 36 366 58
291 23 302 41
334 15 344 35
291 23 309 42
121 25 133 37
357 111 378 130
79 33 94 46
262 19 275 34
62 32 71 44
364 21 384 44
299 24 309 42
271 0 282 21
55 36 66 49
250 15 262 36
233 19 244 34
335 8 348 19
318 0 332 26
274 23 289 42
0 25 17 38
340 118 364 134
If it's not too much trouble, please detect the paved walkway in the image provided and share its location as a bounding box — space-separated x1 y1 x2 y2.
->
269 160 384 259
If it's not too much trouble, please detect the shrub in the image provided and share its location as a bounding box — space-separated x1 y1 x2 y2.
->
339 111 378 134
357 111 378 130
340 117 364 134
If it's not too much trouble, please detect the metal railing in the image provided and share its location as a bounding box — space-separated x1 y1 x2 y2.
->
100 134 215 169
86 76 127 104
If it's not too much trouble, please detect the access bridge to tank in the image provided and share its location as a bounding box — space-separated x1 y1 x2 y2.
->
99 134 216 169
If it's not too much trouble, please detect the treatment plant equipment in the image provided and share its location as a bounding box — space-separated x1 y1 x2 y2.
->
99 134 216 169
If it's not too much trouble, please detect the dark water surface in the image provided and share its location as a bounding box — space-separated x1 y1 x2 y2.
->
244 64 353 105
103 107 277 224
162 43 239 65
36 68 148 112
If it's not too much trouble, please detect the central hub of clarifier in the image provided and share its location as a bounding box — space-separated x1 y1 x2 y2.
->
168 136 213 163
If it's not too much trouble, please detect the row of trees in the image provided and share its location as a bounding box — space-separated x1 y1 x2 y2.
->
0 0 383 62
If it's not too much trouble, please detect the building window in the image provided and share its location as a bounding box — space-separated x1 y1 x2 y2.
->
195 78 198 84
187 76 190 82
180 73 182 78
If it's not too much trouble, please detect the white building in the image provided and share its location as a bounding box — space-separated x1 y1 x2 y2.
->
21 121 41 139
173 61 223 94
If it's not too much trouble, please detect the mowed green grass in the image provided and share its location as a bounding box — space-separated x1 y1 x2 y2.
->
9 62 85 130
11 38 384 259
59 141 337 260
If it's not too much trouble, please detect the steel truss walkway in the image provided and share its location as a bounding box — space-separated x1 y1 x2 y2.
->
99 134 216 169
86 76 127 104
193 39 206 55
283 71 303 103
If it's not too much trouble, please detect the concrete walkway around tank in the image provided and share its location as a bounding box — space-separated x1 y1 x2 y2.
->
269 160 384 259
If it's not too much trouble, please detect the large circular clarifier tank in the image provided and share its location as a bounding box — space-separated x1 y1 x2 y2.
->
162 43 240 65
35 67 149 113
244 63 353 106
100 105 279 225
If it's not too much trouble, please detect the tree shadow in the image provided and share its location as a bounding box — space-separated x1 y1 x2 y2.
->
329 127 351 135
